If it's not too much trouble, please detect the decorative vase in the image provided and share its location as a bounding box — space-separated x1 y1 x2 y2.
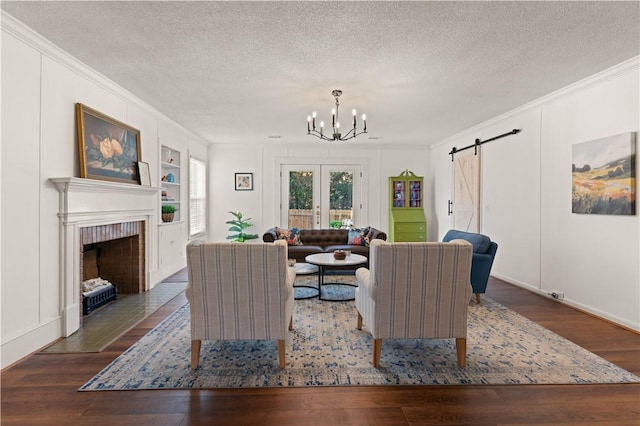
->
333 250 346 260
162 213 175 223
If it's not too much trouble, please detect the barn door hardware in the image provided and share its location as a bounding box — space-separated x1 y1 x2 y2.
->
449 128 521 161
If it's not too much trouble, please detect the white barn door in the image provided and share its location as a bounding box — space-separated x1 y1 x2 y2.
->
451 148 480 232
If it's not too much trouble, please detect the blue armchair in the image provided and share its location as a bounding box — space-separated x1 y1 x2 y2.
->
442 230 498 304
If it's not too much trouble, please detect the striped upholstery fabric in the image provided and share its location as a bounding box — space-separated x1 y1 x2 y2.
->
355 239 472 366
186 239 295 342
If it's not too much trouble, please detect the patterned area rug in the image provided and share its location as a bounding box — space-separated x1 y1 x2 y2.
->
80 277 639 390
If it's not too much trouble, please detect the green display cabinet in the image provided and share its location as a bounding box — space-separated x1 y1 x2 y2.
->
389 170 426 242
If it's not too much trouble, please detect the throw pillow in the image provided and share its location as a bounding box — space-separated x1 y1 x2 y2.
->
348 228 369 246
275 226 289 240
288 227 302 245
275 227 302 245
362 226 371 239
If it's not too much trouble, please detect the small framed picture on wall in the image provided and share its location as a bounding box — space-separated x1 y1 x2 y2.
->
138 161 151 186
235 172 253 191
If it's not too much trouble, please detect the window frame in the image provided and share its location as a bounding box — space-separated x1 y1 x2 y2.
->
188 155 207 237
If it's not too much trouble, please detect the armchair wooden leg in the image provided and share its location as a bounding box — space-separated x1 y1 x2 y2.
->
456 338 466 367
373 339 382 368
289 316 293 331
278 339 286 369
191 340 201 370
475 293 481 304
357 313 363 330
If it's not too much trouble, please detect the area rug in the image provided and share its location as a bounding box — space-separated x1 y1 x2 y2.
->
80 279 639 390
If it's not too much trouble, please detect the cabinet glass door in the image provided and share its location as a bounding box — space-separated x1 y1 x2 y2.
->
392 180 406 208
409 180 422 208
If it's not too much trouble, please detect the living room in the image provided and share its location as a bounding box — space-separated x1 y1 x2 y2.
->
1 2 639 422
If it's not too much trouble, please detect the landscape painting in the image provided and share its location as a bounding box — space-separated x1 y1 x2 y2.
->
572 132 636 215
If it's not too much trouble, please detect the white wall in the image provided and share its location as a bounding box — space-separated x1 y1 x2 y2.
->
430 58 640 331
540 68 639 327
208 144 430 243
1 16 208 368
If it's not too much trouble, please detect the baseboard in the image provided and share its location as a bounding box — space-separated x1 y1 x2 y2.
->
491 273 640 334
1 317 61 370
151 258 187 287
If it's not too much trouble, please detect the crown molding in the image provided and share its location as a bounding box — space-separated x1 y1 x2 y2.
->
1 11 211 146
431 56 640 150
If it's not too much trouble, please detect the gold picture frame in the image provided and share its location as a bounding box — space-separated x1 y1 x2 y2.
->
76 103 142 184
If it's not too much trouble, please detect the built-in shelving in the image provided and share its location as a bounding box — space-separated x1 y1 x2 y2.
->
160 145 181 222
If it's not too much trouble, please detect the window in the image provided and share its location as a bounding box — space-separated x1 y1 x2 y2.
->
189 156 207 236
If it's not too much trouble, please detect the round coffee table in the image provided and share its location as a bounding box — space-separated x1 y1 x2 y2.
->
305 253 367 301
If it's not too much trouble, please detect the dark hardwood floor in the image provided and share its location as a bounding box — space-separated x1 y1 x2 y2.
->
2 277 639 425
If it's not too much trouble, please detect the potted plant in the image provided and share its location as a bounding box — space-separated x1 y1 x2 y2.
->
226 211 259 242
161 204 177 223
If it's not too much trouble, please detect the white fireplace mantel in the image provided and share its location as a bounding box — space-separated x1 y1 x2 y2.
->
50 177 161 336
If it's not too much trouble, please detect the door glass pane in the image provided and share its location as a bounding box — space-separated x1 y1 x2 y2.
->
288 171 314 228
329 171 353 228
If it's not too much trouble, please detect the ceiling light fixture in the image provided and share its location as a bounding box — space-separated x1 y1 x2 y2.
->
307 90 367 141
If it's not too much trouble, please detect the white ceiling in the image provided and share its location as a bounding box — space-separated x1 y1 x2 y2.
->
2 1 639 146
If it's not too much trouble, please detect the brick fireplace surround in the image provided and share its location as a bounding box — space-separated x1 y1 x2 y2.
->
51 177 160 337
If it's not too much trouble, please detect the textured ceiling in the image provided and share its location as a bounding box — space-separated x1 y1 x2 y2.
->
2 1 639 146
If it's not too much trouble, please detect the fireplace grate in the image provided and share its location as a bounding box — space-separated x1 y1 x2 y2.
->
83 285 118 315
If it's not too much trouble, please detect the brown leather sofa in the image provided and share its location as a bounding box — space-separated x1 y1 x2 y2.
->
262 227 387 264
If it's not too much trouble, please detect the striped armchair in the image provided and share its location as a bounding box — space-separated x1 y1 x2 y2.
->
185 239 295 369
355 239 473 368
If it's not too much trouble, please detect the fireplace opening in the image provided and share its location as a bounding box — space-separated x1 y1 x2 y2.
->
82 236 142 293
79 221 145 317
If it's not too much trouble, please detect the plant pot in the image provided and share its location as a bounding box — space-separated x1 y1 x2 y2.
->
162 213 175 223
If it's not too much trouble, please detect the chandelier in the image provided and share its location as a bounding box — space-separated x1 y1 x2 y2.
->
307 90 367 141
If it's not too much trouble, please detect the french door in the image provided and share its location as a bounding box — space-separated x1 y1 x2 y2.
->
281 164 361 229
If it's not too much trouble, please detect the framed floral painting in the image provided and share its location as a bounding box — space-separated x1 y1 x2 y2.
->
76 103 142 184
